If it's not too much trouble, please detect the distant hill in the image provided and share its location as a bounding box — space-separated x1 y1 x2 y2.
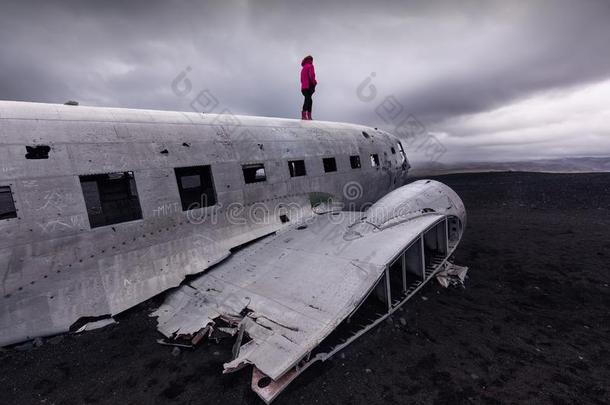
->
409 157 610 176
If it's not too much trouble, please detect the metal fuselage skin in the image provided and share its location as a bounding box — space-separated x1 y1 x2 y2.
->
0 101 410 346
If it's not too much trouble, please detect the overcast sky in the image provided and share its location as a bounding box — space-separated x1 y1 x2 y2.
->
1 0 609 164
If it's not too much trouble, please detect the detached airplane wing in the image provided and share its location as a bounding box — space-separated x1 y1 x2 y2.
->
154 180 466 403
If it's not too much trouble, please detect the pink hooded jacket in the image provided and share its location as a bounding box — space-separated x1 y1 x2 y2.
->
300 56 317 90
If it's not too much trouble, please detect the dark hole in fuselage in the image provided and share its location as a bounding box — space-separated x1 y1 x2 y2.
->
257 376 272 388
25 145 50 159
280 214 289 223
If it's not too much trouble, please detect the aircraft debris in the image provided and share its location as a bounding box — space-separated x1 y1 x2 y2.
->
436 263 469 288
74 318 116 334
156 339 193 349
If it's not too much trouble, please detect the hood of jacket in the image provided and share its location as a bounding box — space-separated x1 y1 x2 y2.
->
301 56 313 66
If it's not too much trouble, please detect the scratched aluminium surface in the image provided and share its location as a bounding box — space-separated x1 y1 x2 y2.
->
0 100 410 346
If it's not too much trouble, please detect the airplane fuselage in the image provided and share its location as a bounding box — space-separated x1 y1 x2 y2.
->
0 101 410 345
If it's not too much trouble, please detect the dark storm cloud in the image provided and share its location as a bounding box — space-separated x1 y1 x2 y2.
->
394 0 610 123
1 0 609 162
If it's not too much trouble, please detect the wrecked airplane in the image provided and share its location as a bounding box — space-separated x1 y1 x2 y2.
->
0 100 466 402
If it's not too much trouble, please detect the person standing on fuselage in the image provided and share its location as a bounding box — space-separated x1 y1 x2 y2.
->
300 55 317 120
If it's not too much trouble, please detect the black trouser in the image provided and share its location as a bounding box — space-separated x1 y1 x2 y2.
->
302 87 314 112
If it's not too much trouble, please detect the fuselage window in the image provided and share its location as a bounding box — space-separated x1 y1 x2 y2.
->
0 186 17 220
79 172 143 228
175 165 217 211
350 155 361 169
242 163 267 183
288 160 307 177
391 147 396 154
322 157 337 173
25 145 50 159
370 154 380 167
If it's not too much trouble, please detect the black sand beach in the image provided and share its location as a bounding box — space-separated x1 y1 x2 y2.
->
1 172 608 405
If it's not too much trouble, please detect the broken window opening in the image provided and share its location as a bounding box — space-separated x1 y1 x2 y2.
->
350 155 361 169
79 171 143 228
279 214 290 223
322 157 337 173
370 154 380 167
175 165 217 211
390 147 396 154
242 163 267 184
0 186 17 220
25 145 50 159
288 160 307 177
